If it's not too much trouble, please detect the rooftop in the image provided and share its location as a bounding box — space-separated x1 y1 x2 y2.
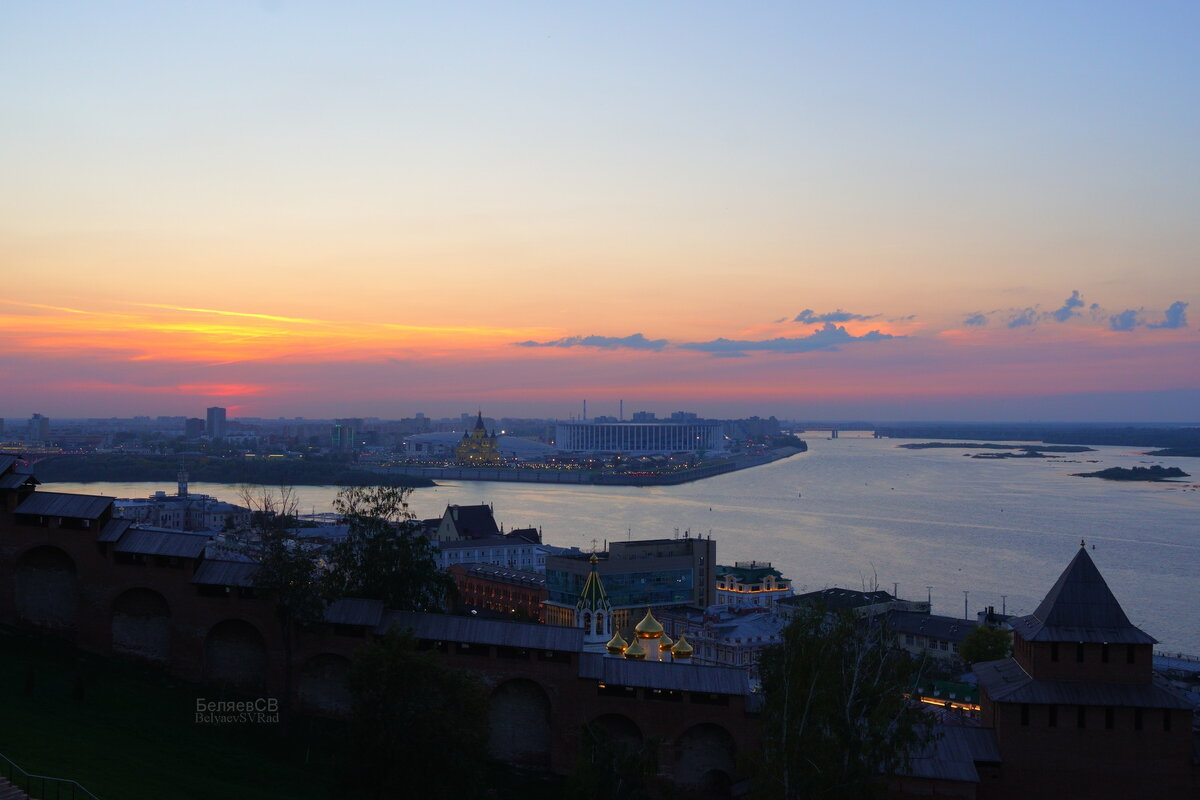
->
324 597 386 628
192 559 260 587
718 562 783 583
887 611 972 642
442 504 501 539
113 528 211 559
974 657 1193 709
455 562 546 588
782 587 895 612
578 652 751 696
14 491 113 520
380 611 584 652
1009 546 1156 645
901 725 1000 784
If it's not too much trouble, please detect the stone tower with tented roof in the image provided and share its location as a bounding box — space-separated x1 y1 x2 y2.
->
971 542 1196 799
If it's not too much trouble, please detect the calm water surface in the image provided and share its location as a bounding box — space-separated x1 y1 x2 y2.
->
48 436 1200 653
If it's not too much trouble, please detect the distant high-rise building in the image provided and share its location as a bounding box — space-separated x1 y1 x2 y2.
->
184 418 205 439
26 414 50 444
331 418 361 452
206 407 227 439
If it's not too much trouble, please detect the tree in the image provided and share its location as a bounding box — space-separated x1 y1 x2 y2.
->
754 608 932 800
342 629 488 800
324 485 451 611
567 724 662 800
244 486 326 727
958 625 1012 665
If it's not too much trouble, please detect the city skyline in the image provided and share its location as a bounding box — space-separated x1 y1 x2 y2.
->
3 3 1197 422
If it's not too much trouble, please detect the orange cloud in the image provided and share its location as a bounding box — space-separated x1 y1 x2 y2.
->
0 300 554 365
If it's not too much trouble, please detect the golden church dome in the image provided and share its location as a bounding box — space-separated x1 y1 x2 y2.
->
606 631 628 655
659 632 674 652
624 636 647 660
671 634 693 659
634 608 663 639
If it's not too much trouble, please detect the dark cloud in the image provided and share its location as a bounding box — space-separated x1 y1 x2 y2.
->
963 312 988 327
794 308 879 324
513 333 668 351
1051 290 1084 323
1109 310 1139 332
1148 301 1188 329
1007 308 1038 329
681 323 897 355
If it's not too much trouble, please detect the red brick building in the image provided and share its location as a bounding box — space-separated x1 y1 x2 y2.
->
448 562 546 621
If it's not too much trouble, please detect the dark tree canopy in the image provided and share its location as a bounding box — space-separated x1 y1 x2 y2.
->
343 630 488 800
245 487 327 724
754 609 932 800
958 625 1013 665
567 724 662 800
324 485 452 611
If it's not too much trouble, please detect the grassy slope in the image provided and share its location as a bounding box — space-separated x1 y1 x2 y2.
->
0 627 338 800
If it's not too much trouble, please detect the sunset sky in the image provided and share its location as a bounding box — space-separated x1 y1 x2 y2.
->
3 2 1197 421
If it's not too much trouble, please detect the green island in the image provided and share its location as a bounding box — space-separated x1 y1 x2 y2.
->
1071 465 1191 482
31 454 436 488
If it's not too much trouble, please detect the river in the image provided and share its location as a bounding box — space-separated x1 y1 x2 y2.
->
44 436 1200 654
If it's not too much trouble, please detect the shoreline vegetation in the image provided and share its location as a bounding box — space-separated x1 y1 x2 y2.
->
31 454 437 488
1071 465 1191 482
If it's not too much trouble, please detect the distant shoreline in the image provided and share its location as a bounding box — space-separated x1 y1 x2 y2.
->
365 445 805 486
29 446 806 489
898 442 1094 454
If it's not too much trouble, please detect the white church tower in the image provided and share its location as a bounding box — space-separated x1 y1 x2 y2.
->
575 554 613 652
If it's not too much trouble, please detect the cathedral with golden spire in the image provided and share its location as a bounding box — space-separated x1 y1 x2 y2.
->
455 410 502 465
